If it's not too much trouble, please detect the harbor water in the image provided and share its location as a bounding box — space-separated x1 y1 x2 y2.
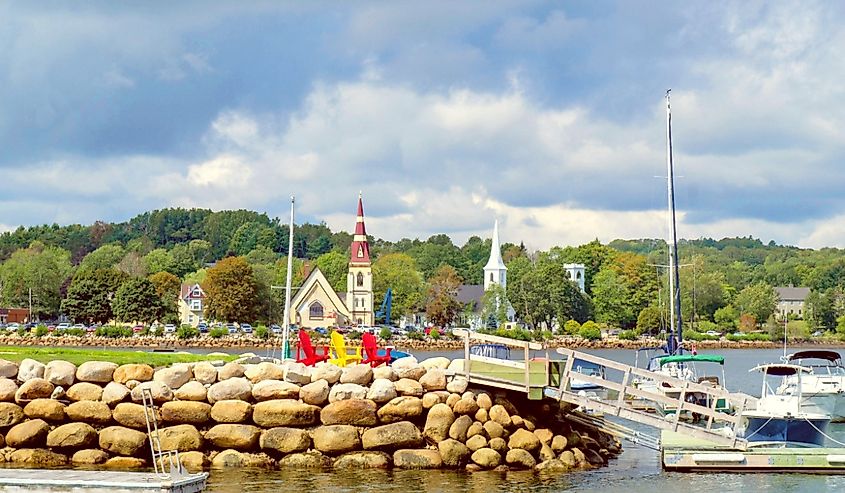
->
201 348 845 492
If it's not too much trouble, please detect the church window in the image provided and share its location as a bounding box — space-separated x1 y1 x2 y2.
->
357 272 364 287
576 271 582 280
309 301 324 319
357 245 364 258
489 273 494 282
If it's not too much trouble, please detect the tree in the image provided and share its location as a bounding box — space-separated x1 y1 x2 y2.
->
61 269 129 324
480 283 509 327
0 241 73 320
714 305 739 330
591 268 632 327
735 282 778 323
183 268 208 286
79 244 126 273
115 251 147 278
149 271 181 322
425 265 463 327
229 222 265 256
805 289 837 331
372 253 425 320
143 249 176 275
245 246 278 266
113 278 164 324
204 257 261 323
508 257 591 330
636 306 662 335
315 251 348 293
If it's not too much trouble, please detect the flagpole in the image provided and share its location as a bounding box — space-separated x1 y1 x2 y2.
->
281 195 295 359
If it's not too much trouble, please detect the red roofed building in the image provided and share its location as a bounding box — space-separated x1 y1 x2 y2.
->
345 193 374 326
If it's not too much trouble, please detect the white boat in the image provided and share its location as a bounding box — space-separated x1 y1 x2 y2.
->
779 350 845 422
635 353 732 417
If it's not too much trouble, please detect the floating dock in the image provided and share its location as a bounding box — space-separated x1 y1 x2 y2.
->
0 468 208 492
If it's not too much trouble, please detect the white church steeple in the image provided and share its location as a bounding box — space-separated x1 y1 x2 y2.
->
483 220 508 291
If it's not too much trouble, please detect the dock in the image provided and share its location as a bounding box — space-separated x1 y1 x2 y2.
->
0 468 208 492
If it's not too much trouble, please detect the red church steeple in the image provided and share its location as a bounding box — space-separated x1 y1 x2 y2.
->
350 193 371 264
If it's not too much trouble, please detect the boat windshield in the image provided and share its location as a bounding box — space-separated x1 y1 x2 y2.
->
786 351 845 376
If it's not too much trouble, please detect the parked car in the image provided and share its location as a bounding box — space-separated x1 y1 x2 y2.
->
197 323 209 333
313 326 328 336
164 324 176 334
812 330 825 337
57 323 71 331
240 323 253 334
704 330 722 337
390 326 408 337
226 324 238 334
6 323 20 332
71 323 85 330
132 325 144 334
270 324 282 335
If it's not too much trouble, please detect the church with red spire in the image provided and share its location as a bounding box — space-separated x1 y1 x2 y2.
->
287 194 375 328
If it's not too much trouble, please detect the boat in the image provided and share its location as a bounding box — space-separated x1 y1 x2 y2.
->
737 364 832 448
779 350 845 422
634 353 732 417
570 358 609 401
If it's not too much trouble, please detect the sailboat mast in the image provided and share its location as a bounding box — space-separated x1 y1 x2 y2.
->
281 195 295 359
666 90 683 354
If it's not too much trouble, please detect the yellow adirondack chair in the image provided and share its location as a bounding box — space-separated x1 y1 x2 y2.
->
329 330 363 367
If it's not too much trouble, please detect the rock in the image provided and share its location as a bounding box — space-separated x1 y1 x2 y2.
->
0 402 25 427
394 449 443 469
174 381 208 401
328 383 368 403
23 399 65 422
419 369 447 391
76 361 118 383
67 382 103 401
476 393 493 410
72 449 110 464
0 378 18 402
361 421 424 450
207 377 252 404
558 450 576 468
489 437 507 455
179 451 208 471
44 360 76 387
534 428 554 445
112 402 158 429
420 357 451 370
394 378 424 397
256 427 309 454
105 457 146 468
244 362 284 383
488 405 510 427
113 364 154 384
333 451 390 469
154 365 192 390
446 393 461 408
366 379 397 403
47 422 98 449
300 380 330 406
65 401 112 424
572 447 589 468
156 424 203 452
584 447 605 466
283 362 312 385
422 392 444 409
467 422 485 440
536 458 569 472
438 438 470 467
279 451 333 468
101 382 130 406
0 360 18 379
161 401 212 425
211 449 246 467
6 419 49 447
372 366 396 381
446 377 468 394
466 435 487 452
508 428 541 453
395 366 427 381
340 364 373 385
311 364 342 385
252 399 320 427
192 362 218 385
567 431 582 448
539 442 556 462
15 378 54 403
483 420 504 439
125 380 140 390
321 399 377 426
511 415 524 428
449 415 473 442
218 362 246 381
453 398 479 416
210 400 252 423
551 434 568 453
391 356 418 369
423 403 455 443
205 424 260 450
377 396 423 424
470 448 501 469
252 380 300 401
51 386 65 400
311 425 360 455
475 408 488 423
506 448 537 469
17 359 46 382
10 448 67 466
129 381 174 403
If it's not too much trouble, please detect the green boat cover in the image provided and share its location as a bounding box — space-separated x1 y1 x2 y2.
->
657 354 725 366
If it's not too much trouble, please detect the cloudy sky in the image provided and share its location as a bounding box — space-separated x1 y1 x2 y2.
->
2 1 844 250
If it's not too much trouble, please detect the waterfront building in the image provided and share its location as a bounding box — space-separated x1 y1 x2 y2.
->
178 283 206 327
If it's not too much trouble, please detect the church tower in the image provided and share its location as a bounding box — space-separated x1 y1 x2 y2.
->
483 220 508 291
346 193 374 326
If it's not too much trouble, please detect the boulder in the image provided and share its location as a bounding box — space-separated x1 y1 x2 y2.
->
321 399 377 426
44 360 76 387
419 357 450 370
66 382 103 401
394 378 424 397
534 428 554 445
10 448 67 466
210 400 252 423
558 450 576 469
551 434 568 453
76 361 118 383
311 425 361 455
174 381 208 401
423 403 455 443
207 377 251 404
101 382 130 406
252 400 320 428
453 398 479 416
466 435 488 452
283 362 312 385
476 393 493 411
572 447 589 468
475 408 488 423
65 401 112 424
333 451 391 469
372 366 397 381
192 362 218 385
259 427 311 454
361 421 424 450
156 424 203 452
0 378 18 402
366 379 397 403
508 428 541 453
15 378 54 403
218 362 245 381
205 424 260 450
395 366 427 381
129 381 174 403
300 380 330 406
438 438 471 468
419 369 447 391
446 376 468 394
51 385 65 400
17 359 46 382
311 364 342 385
470 448 501 469
391 356 418 369
488 405 510 427
489 437 507 455
211 449 247 467
393 449 443 469
113 364 154 384
340 364 373 385
539 442 556 462
112 402 158 429
377 396 423 423
449 415 473 442
0 402 25 427
161 401 212 425
0 359 18 379
483 421 505 439
511 415 524 428
328 383 368 403
467 422 485 439
446 394 461 408
244 362 284 383
279 451 333 468
23 399 65 422
252 380 300 401
6 419 50 447
105 457 146 468
47 422 98 449
72 449 110 465
422 392 445 409
179 451 209 471
153 365 192 389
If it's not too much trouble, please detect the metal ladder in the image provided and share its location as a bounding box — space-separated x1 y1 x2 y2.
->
141 387 186 479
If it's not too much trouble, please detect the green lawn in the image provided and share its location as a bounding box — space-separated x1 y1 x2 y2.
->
0 346 236 367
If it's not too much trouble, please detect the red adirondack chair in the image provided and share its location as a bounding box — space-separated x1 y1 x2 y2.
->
296 329 330 366
361 331 392 367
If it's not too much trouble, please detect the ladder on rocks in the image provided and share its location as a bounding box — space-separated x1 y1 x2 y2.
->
141 388 186 479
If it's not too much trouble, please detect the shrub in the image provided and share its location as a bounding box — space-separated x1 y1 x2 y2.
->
563 320 581 335
209 327 226 339
618 330 637 340
380 327 393 340
57 327 85 337
428 329 440 340
16 326 27 337
176 325 200 339
254 325 270 340
578 321 601 341
34 325 48 338
96 326 132 338
407 331 424 340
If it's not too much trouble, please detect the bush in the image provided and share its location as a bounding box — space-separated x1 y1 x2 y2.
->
96 326 133 338
57 327 85 337
16 326 27 337
176 325 199 339
380 327 393 340
209 327 226 339
563 320 581 335
578 321 601 341
618 330 637 340
407 331 423 340
34 325 48 337
428 328 440 340
254 325 270 340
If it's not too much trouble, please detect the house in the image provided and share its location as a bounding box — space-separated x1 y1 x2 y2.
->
775 286 811 319
179 283 206 327
0 308 28 324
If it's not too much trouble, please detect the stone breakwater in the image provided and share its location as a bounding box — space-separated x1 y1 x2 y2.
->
0 356 620 473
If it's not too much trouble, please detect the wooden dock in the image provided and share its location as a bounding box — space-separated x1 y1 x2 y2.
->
0 468 208 492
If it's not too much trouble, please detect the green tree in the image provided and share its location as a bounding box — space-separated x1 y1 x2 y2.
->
61 269 129 324
636 306 662 335
563 319 581 335
246 246 278 266
229 222 265 256
204 257 261 323
79 243 126 273
183 268 208 286
591 268 632 327
112 278 164 324
115 251 147 278
480 283 509 327
805 289 836 331
735 282 778 323
425 265 463 327
315 251 348 293
714 305 739 330
508 257 591 330
0 241 73 320
143 249 176 275
149 271 181 322
372 253 425 320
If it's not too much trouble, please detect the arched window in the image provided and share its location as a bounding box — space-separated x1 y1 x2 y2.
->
309 301 324 319
357 272 364 287
576 271 582 280
489 273 494 282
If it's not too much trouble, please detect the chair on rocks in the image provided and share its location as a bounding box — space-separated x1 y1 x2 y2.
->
295 329 330 366
361 331 392 367
329 330 362 367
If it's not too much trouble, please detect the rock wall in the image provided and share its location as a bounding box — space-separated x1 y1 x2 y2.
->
0 355 620 472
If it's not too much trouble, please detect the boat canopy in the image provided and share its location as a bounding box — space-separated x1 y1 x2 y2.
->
657 354 725 366
786 350 842 363
749 363 811 376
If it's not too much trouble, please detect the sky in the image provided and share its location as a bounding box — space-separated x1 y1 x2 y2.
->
1 1 844 251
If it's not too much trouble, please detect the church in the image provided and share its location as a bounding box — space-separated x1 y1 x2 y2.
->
287 195 375 328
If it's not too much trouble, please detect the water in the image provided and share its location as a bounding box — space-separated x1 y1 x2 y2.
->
203 348 845 492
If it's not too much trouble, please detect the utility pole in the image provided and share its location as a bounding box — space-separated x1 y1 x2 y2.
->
28 288 33 323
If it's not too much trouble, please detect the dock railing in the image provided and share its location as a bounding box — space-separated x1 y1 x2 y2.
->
141 388 186 479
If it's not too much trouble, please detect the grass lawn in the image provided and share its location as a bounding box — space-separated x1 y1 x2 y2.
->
0 346 237 367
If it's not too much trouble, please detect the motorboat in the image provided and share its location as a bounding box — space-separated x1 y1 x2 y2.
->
738 364 831 448
781 350 845 422
635 353 731 417
570 358 609 401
